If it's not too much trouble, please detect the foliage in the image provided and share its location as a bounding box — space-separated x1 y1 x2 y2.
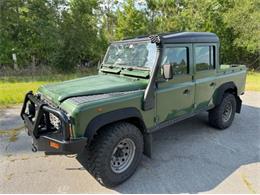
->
114 0 149 39
224 0 260 53
223 0 260 68
0 0 259 71
98 0 119 42
52 0 102 70
0 0 64 66
0 0 104 71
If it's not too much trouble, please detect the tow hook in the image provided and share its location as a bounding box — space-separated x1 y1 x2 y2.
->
32 144 38 152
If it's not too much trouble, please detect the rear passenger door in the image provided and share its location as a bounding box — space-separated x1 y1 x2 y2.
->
156 44 195 123
194 44 217 111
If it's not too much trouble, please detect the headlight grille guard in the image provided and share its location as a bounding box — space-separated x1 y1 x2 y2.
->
20 91 71 140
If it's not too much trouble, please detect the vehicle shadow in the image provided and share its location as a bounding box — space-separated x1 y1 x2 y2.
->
76 104 260 193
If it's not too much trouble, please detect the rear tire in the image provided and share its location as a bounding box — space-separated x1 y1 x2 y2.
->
84 122 143 187
209 93 236 130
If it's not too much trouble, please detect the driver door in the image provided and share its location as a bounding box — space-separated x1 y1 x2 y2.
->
156 44 195 124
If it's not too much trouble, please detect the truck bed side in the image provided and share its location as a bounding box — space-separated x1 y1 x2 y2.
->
216 64 247 95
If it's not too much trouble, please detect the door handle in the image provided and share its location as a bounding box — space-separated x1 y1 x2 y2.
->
183 89 190 95
210 82 216 87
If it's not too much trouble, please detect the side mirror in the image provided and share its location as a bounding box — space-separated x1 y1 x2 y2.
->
162 64 173 80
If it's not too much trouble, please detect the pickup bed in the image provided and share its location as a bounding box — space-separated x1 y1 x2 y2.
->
21 32 246 187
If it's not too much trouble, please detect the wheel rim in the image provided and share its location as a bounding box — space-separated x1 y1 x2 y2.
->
110 138 136 173
222 101 232 122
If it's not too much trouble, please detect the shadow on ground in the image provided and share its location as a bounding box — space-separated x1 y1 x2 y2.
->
76 104 260 193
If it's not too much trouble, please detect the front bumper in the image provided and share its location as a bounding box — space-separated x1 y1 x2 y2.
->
20 91 86 154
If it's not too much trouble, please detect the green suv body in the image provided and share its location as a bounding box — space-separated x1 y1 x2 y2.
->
21 32 247 187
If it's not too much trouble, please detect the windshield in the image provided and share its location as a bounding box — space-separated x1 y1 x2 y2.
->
103 41 157 69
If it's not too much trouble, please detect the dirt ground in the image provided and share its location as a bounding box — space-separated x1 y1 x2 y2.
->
0 91 259 193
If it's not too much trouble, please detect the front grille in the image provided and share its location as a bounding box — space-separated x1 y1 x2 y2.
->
49 113 61 130
40 94 64 130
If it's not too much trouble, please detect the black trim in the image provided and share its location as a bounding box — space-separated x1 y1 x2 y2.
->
31 133 87 154
213 82 236 106
21 91 70 140
235 95 242 113
20 91 87 154
212 82 242 113
143 133 153 158
142 43 163 110
161 32 219 44
114 32 219 44
84 107 146 139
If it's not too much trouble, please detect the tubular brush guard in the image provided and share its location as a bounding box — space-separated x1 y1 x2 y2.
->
20 91 86 154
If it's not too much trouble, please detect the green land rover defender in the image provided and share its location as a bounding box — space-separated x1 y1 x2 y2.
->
21 32 247 187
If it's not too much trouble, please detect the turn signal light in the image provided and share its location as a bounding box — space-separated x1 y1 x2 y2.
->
49 141 60 149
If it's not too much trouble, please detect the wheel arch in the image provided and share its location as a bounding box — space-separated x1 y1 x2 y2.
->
84 107 153 157
84 107 147 140
213 81 242 113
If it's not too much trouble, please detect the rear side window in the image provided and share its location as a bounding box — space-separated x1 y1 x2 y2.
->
161 47 188 75
195 46 215 71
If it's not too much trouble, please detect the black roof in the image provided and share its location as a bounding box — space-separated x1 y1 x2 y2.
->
160 32 219 43
116 32 219 44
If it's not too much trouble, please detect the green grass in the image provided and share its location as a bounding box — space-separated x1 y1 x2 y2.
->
245 71 260 91
0 81 51 107
0 67 97 108
0 70 259 108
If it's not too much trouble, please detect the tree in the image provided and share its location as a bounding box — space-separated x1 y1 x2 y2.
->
0 0 26 66
223 0 260 68
49 0 106 71
98 0 119 42
115 0 149 40
0 0 259 71
145 0 241 64
224 0 260 53
0 0 64 68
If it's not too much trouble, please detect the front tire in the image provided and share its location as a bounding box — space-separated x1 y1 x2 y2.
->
209 93 237 129
85 122 143 187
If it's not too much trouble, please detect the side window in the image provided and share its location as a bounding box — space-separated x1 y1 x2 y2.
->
161 47 188 75
195 46 215 71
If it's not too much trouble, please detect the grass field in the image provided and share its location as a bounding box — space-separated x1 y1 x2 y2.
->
0 68 97 108
0 71 259 108
245 71 260 91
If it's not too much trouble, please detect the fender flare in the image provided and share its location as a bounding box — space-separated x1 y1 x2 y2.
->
213 81 242 113
84 107 146 140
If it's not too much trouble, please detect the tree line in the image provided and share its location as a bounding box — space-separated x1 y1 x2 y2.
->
0 0 259 72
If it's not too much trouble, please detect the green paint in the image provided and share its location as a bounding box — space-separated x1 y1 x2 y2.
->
24 40 247 140
38 74 148 105
121 69 150 78
100 67 121 74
